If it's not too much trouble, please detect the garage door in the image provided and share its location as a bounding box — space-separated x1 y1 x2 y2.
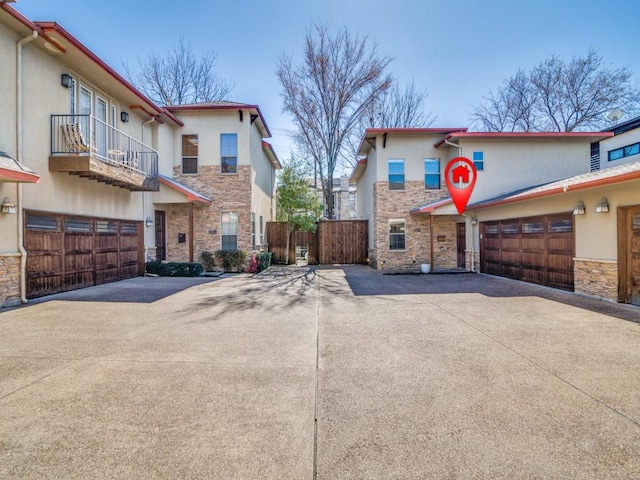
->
25 211 142 298
480 213 574 291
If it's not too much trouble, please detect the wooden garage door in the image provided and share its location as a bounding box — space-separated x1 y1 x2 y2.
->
25 211 142 298
480 213 574 291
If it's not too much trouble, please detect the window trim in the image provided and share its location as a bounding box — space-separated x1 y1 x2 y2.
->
388 158 405 190
388 218 406 251
221 133 238 174
181 134 199 175
424 158 441 189
473 151 484 171
608 142 640 162
221 211 238 251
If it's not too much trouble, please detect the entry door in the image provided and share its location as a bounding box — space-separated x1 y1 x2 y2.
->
456 223 466 268
623 206 640 305
155 210 166 261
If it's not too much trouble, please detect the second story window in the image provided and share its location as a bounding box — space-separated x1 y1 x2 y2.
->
473 151 484 171
221 133 238 173
181 135 198 174
424 159 441 189
388 159 404 190
609 142 640 162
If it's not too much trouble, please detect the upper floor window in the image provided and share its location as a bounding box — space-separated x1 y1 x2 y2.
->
181 135 198 174
424 159 441 189
473 151 484 171
608 142 640 162
388 159 404 190
221 133 238 173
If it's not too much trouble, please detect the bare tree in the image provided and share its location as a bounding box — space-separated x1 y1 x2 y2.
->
124 38 234 106
277 25 393 219
345 81 436 165
472 49 640 131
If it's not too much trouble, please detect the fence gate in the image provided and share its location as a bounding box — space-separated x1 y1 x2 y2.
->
266 220 368 265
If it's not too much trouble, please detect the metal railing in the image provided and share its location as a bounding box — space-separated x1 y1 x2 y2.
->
50 114 158 178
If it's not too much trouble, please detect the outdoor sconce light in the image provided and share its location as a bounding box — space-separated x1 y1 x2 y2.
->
1 197 16 214
470 217 478 225
60 73 73 89
595 197 610 213
145 216 154 227
120 111 130 123
573 201 586 216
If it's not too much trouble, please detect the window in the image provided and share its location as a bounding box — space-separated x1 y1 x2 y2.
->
502 223 519 234
473 151 484 171
251 213 256 250
424 159 441 189
389 219 406 250
182 135 198 174
221 133 238 173
522 221 544 234
549 219 572 233
221 212 238 250
259 215 264 245
388 159 404 190
608 142 640 162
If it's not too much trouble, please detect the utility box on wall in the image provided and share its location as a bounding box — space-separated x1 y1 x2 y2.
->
178 233 186 243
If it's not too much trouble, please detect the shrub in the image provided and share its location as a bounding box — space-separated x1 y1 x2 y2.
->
247 251 273 274
214 250 247 272
200 251 217 272
145 261 204 277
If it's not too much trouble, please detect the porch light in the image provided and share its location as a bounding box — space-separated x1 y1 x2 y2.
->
60 73 73 89
595 197 610 213
470 217 478 225
1 197 16 214
573 201 586 216
145 216 154 227
120 111 130 123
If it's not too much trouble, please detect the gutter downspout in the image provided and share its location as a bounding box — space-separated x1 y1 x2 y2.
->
141 117 155 264
17 30 38 304
443 138 476 272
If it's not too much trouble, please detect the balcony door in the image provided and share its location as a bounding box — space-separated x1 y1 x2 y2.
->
79 86 92 143
95 96 108 158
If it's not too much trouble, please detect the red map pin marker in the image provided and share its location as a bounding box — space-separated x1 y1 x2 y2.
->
445 157 477 214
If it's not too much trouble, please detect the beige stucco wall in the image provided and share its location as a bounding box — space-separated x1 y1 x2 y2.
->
453 139 592 203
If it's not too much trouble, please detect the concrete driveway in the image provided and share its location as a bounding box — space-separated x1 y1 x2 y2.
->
1 267 639 479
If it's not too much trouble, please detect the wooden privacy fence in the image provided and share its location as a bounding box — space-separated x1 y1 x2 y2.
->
266 220 368 265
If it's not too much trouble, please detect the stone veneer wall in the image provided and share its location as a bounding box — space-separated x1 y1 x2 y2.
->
0 254 21 308
169 165 253 263
372 181 453 269
574 258 618 302
465 250 480 273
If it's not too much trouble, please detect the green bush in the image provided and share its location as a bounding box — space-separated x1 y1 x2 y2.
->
247 251 273 273
145 261 204 277
200 251 217 272
214 250 247 272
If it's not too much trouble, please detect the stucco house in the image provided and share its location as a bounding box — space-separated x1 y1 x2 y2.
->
0 4 279 307
465 117 640 305
351 128 610 269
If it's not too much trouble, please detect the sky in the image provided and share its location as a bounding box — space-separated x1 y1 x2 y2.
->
11 0 640 163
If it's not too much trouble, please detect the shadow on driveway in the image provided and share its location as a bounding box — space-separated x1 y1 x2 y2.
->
25 276 220 305
342 265 640 324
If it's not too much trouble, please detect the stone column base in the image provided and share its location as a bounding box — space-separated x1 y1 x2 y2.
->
574 258 618 302
0 253 21 308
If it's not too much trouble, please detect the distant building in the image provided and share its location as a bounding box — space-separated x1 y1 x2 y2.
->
310 176 356 220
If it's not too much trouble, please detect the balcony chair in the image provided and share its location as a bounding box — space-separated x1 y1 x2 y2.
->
60 123 94 154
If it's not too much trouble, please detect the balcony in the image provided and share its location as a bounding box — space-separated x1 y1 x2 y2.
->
49 115 159 191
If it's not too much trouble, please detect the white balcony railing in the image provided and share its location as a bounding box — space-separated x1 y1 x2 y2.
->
50 114 158 178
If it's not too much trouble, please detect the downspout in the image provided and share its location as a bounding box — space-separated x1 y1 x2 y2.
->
443 138 475 272
17 30 38 304
141 116 155 263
